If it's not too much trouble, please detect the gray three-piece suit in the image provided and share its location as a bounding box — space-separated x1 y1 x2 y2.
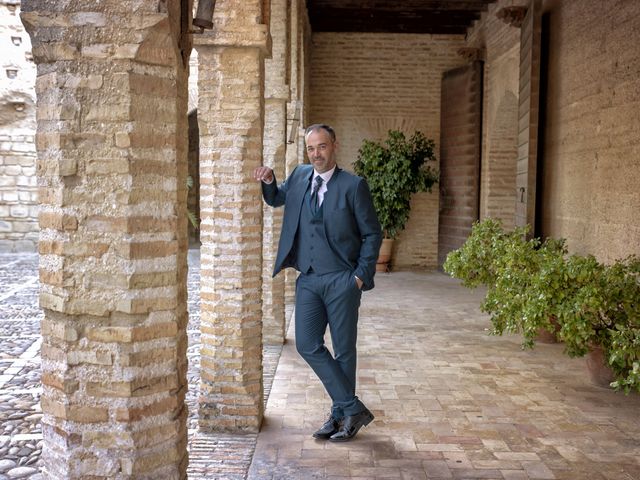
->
262 164 382 417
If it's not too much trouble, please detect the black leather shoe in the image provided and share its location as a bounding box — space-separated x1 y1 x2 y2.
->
329 409 374 442
312 416 341 439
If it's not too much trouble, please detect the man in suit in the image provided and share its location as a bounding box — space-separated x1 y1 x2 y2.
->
253 124 382 442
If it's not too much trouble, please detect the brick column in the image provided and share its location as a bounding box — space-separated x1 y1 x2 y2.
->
262 0 288 345
195 0 269 432
21 1 190 478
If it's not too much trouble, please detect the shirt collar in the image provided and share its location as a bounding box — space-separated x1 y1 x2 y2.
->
313 166 336 185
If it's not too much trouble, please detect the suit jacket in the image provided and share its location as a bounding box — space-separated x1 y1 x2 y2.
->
262 164 382 291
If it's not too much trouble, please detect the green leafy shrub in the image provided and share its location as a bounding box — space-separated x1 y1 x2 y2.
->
354 130 438 239
442 218 522 289
444 218 640 393
557 254 640 392
483 234 567 348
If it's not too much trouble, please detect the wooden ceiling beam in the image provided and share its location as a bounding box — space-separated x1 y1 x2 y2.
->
306 1 496 35
307 0 493 11
308 8 483 34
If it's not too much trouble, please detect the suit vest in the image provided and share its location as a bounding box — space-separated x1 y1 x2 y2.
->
295 187 347 274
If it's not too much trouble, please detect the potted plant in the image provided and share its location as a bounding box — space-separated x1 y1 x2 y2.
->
556 254 640 392
444 219 565 347
353 130 438 271
444 218 640 393
482 232 566 348
442 218 518 289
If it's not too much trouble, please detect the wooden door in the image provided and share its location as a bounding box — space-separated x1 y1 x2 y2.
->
438 61 483 269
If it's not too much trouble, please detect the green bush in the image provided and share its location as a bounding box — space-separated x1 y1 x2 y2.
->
483 234 567 348
557 255 640 392
444 218 640 393
442 218 523 289
354 130 438 239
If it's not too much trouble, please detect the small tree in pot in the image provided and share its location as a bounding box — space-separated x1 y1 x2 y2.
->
354 130 438 271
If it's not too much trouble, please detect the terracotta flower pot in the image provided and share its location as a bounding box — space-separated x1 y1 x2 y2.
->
585 345 615 388
376 238 393 272
535 316 561 344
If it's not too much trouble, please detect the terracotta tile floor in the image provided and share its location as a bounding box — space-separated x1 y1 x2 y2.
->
248 272 640 480
2 253 639 479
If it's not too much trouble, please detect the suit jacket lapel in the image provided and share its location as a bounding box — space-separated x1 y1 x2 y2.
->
287 166 313 225
322 167 341 213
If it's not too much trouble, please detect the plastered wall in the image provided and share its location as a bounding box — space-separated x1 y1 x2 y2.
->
539 0 640 261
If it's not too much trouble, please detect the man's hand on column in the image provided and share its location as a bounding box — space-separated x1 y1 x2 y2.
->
253 166 274 184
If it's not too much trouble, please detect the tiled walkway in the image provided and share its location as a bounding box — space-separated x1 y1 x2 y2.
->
248 272 640 480
2 253 640 479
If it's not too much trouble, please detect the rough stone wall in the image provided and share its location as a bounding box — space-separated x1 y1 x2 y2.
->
538 0 640 261
0 1 38 252
21 0 191 477
308 33 467 269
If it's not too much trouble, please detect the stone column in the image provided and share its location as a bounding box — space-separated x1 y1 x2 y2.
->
195 0 270 432
262 0 289 345
21 0 190 478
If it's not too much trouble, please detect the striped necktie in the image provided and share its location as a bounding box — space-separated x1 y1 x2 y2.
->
310 176 323 213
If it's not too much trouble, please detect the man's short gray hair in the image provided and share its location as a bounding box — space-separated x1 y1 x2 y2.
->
304 124 336 142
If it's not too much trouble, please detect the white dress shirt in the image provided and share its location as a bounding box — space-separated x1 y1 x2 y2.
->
312 166 336 207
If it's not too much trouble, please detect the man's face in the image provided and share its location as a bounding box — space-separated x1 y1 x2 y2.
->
305 129 337 174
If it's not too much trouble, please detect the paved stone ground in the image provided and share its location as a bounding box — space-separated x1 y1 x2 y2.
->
185 250 285 480
247 271 640 480
0 254 43 480
3 255 640 479
0 251 283 480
